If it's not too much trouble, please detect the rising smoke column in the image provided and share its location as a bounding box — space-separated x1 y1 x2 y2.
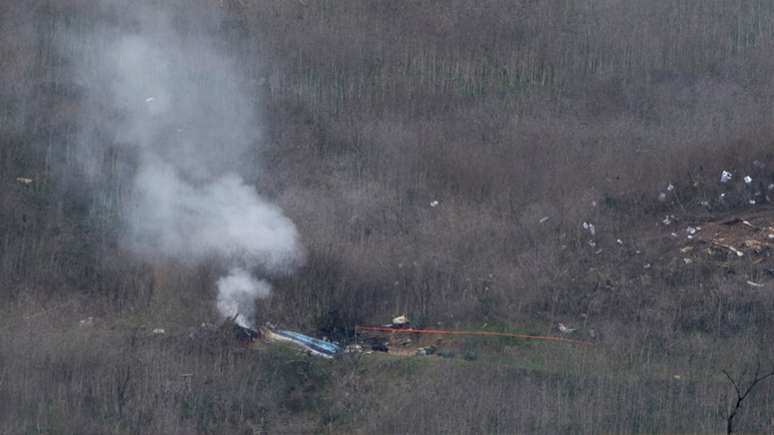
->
71 4 303 328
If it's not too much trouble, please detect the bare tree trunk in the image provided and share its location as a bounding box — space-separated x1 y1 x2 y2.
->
722 361 774 434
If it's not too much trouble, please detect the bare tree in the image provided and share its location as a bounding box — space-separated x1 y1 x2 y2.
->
721 360 774 434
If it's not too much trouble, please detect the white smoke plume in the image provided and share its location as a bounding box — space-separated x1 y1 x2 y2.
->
69 3 303 327
216 268 271 328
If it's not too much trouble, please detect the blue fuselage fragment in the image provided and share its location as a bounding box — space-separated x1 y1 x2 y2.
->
274 329 342 357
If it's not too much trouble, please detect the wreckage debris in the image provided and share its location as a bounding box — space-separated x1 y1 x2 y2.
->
233 322 260 343
79 316 94 327
557 323 576 334
391 314 410 328
681 212 774 261
263 328 342 359
746 280 765 287
415 346 436 356
744 176 753 185
15 177 33 185
345 344 363 353
721 170 733 183
715 243 744 257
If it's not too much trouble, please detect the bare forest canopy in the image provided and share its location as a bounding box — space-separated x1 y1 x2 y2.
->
2 1 774 433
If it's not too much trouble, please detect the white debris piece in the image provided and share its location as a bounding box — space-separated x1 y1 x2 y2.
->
392 314 409 326
744 175 753 185
616 239 623 245
145 96 155 103
720 170 733 183
558 323 576 334
539 216 550 224
666 183 675 192
720 193 726 198
430 200 439 207
79 317 94 327
753 160 765 169
769 184 774 190
658 192 667 202
15 177 33 184
671 232 678 238
686 226 697 235
643 263 652 269
582 222 596 235
749 199 757 205
683 258 693 264
746 280 764 288
152 328 166 334
718 245 744 257
662 216 673 225
591 201 598 207
700 200 710 207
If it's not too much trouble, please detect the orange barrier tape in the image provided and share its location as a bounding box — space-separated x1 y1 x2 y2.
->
355 325 591 345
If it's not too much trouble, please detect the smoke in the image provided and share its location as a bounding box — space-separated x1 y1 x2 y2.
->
70 3 303 327
128 163 300 270
216 268 271 328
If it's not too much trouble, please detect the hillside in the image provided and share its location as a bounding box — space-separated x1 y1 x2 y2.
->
2 1 774 433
